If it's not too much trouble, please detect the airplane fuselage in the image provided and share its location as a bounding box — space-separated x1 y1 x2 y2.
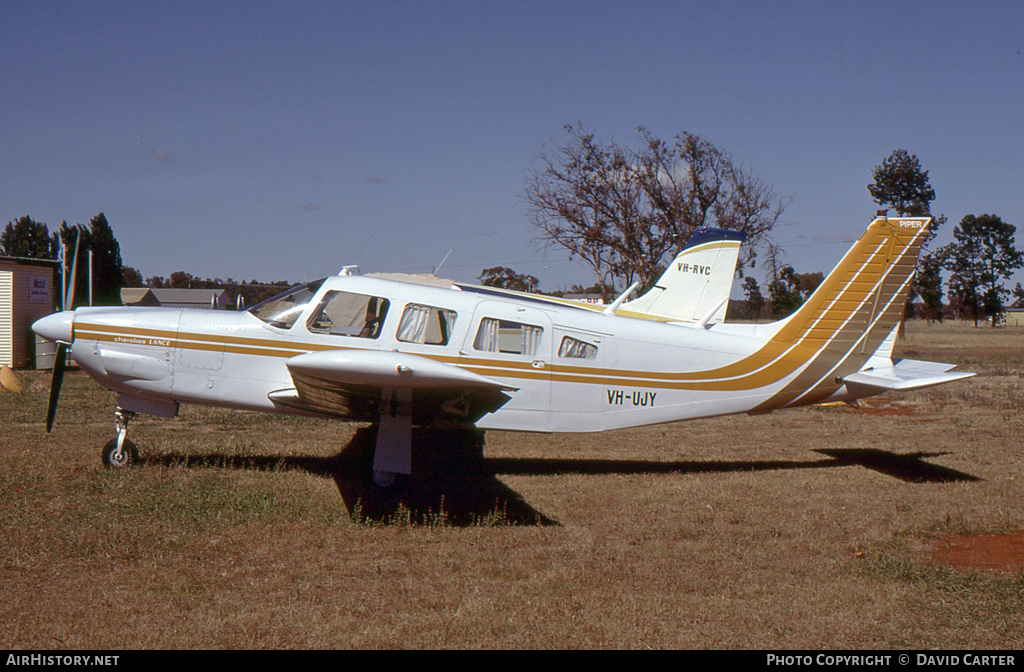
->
33 217 973 478
63 274 803 434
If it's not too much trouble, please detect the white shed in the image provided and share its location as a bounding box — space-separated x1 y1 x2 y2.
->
0 256 57 369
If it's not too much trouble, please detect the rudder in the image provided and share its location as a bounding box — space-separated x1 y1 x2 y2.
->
757 215 931 408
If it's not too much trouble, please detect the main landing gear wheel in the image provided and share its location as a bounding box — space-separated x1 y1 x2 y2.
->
102 438 139 469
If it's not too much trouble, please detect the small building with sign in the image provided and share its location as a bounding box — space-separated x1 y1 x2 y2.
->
0 256 57 369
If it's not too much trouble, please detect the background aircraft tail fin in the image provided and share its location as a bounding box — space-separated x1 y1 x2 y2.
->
622 228 746 322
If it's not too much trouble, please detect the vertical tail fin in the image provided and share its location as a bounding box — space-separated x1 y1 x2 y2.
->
622 228 746 322
756 216 931 408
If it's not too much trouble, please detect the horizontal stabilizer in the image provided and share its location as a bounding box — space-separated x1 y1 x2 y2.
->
842 359 975 392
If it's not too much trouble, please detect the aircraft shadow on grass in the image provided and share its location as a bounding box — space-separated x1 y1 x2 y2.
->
141 427 980 527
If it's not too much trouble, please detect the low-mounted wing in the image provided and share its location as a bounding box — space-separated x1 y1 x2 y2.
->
270 349 516 425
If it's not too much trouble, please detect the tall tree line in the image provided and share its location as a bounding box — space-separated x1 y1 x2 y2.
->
867 149 1022 327
525 135 1022 324
941 214 1023 326
1 213 124 307
2 213 300 309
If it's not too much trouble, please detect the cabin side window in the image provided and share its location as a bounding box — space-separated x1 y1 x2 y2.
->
558 336 598 360
307 291 390 339
474 318 543 356
396 304 457 346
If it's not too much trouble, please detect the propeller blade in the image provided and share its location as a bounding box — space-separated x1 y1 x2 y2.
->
46 343 67 432
66 232 80 310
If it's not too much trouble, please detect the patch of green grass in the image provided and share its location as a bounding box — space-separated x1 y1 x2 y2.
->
855 537 1024 604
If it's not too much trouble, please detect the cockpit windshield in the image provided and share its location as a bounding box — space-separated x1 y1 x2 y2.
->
248 279 325 329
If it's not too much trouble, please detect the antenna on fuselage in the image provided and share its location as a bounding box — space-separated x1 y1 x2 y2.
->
694 296 729 329
348 229 378 266
603 282 640 316
433 248 453 275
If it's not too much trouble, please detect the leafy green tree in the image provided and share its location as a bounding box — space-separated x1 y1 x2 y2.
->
53 214 125 306
1012 283 1024 309
741 276 766 319
867 149 946 326
941 214 1023 327
568 282 609 296
87 213 124 305
168 270 197 289
868 149 936 220
1 216 57 259
478 267 540 293
122 266 144 288
524 124 786 297
915 254 945 322
767 265 822 319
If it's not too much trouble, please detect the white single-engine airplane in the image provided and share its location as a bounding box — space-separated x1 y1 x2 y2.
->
34 216 972 486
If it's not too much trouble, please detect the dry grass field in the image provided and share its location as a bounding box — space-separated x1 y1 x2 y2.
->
1 320 1022 649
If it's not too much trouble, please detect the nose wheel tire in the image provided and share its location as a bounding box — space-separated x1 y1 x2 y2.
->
102 438 139 469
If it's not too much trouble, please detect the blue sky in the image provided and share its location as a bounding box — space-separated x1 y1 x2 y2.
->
2 1 1022 292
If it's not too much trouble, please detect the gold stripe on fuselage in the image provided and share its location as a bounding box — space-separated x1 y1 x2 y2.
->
72 217 927 401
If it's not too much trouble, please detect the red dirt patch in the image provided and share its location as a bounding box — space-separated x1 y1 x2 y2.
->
843 398 940 421
927 532 1024 575
852 398 918 417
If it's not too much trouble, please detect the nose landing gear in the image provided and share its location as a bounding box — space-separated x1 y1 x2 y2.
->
102 408 139 469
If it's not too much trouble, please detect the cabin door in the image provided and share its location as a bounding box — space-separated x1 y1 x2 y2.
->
461 301 552 426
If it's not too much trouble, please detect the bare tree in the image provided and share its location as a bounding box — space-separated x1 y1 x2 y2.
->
523 124 787 297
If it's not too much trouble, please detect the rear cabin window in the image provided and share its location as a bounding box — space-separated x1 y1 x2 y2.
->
307 291 390 339
474 318 543 356
558 336 598 360
396 304 458 345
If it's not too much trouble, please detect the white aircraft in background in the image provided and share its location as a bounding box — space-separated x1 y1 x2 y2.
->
34 216 972 487
465 227 747 327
